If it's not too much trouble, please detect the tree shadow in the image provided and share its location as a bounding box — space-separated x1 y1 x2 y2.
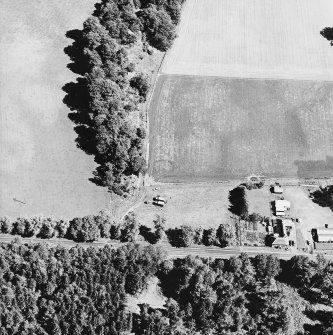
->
228 186 248 218
64 29 88 76
139 226 157 244
303 308 333 335
320 27 333 45
165 228 183 247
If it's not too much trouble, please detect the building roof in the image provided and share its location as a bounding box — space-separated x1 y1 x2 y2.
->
317 229 333 235
273 186 283 193
272 237 289 246
315 243 333 250
282 219 295 229
275 200 291 212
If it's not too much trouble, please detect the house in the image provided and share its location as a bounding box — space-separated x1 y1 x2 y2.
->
316 228 333 242
274 200 291 216
272 237 289 248
273 185 283 194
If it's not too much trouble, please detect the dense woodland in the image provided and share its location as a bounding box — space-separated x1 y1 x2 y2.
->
0 241 332 335
63 0 185 195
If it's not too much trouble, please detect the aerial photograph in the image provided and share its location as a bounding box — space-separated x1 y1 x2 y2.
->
0 0 333 334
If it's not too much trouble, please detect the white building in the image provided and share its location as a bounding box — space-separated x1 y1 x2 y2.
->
273 185 283 194
317 228 333 242
274 200 291 216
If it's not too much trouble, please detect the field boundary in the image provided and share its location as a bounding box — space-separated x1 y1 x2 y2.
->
158 72 333 83
143 52 168 187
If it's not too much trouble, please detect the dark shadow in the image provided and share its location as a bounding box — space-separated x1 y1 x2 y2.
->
139 226 157 244
310 186 333 212
303 309 333 335
321 27 333 45
265 234 275 247
63 29 88 75
228 186 248 218
165 228 183 247
294 156 333 179
73 125 97 156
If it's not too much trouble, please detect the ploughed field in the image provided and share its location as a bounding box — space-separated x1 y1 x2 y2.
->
148 75 333 182
148 0 333 183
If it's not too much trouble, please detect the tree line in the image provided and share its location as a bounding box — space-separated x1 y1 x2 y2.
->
0 213 239 248
64 0 186 196
0 240 332 334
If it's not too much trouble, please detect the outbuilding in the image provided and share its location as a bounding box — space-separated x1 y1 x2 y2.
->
272 237 289 248
274 200 291 216
273 185 283 194
316 228 333 242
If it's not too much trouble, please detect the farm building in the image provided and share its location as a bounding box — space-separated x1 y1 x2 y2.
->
272 237 289 248
281 219 295 237
315 242 333 254
273 185 283 194
274 200 291 216
316 228 333 242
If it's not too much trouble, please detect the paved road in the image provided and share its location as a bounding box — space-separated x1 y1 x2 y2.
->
1 234 328 261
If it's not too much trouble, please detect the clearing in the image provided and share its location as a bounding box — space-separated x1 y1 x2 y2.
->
162 0 333 80
0 0 109 218
148 75 333 182
133 182 238 229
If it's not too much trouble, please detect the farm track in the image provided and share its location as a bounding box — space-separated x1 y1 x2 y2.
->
0 234 327 261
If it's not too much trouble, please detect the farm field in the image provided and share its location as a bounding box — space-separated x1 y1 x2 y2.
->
162 0 333 80
148 75 333 182
0 0 109 218
133 182 238 229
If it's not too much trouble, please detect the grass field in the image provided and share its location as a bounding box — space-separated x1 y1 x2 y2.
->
0 0 109 218
148 75 333 182
162 0 333 80
133 183 238 229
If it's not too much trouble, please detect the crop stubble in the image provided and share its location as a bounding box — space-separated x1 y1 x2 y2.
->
162 0 333 80
148 75 333 182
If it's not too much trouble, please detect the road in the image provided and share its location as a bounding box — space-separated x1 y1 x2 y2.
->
1 234 328 261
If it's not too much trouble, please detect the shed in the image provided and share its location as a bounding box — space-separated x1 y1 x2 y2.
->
273 185 283 194
316 228 333 242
